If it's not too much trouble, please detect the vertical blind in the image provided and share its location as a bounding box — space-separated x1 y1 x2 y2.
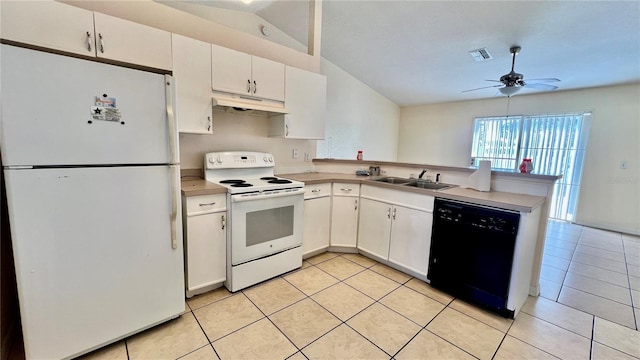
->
471 113 591 221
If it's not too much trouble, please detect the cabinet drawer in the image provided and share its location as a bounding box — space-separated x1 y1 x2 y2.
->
333 182 360 196
186 194 226 215
304 183 331 199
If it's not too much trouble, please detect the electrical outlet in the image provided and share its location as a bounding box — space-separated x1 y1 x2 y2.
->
470 157 476 166
304 153 310 162
380 170 387 175
292 148 298 159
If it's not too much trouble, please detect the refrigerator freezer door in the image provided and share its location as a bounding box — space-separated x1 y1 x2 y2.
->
4 166 184 359
0 45 171 167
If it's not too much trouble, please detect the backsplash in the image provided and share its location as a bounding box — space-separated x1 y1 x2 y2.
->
179 109 316 174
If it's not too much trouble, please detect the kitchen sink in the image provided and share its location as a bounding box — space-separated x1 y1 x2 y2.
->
404 181 455 190
371 177 413 185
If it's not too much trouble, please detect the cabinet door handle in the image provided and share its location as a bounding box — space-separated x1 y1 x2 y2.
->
207 116 212 131
253 80 257 94
387 208 391 219
354 199 358 211
340 188 352 192
98 33 104 53
392 208 397 220
311 189 321 193
285 124 289 137
247 79 251 93
86 31 92 52
199 202 216 207
221 215 226 230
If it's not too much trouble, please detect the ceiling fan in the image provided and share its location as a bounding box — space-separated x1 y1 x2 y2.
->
463 46 560 96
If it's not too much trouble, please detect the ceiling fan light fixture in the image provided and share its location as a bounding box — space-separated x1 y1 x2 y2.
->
499 86 521 96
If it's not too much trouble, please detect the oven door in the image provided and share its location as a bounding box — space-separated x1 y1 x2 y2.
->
230 192 304 265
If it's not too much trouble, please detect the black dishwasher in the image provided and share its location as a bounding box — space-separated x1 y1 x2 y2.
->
428 199 520 317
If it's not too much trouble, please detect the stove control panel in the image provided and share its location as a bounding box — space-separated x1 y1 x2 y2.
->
205 151 274 169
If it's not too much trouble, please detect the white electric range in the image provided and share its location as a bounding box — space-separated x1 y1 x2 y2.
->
204 151 304 292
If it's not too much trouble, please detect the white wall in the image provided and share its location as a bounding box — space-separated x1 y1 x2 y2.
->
179 110 316 174
316 59 400 161
398 84 640 234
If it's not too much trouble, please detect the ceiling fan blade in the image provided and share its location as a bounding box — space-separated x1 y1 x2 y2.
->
525 78 560 83
523 83 558 90
462 84 503 93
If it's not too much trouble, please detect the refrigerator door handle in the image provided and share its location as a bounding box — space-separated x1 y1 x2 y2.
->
170 164 180 249
165 75 179 164
166 74 180 249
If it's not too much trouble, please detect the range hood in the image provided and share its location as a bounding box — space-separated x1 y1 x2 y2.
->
212 91 288 116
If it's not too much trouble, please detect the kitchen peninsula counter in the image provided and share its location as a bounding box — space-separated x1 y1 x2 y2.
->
280 172 545 213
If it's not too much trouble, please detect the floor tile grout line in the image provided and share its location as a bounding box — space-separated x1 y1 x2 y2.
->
588 315 595 360
235 275 318 358
568 257 630 275
621 239 640 331
560 283 634 308
301 255 469 359
341 321 395 358
444 305 512 334
591 338 640 359
294 270 394 359
505 320 586 360
519 306 596 340
546 220 640 332
564 268 631 289
414 304 481 360
188 305 223 359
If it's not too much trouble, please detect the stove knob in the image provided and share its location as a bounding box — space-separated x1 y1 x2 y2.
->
263 156 268 162
268 156 273 163
208 156 215 164
216 156 223 164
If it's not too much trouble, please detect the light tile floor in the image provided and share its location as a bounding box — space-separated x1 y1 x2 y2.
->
540 220 640 331
11 221 640 360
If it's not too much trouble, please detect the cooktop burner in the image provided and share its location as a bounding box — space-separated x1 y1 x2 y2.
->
260 177 279 181
231 183 253 187
220 179 246 184
268 179 293 184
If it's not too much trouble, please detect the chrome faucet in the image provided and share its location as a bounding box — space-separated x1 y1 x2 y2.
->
418 169 427 179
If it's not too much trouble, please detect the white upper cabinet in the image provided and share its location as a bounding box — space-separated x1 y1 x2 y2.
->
211 43 284 101
269 66 327 139
1 1 95 56
172 34 213 134
93 12 172 70
0 1 172 70
251 56 286 101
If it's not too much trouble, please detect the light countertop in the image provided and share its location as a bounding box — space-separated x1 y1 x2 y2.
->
181 172 545 212
280 172 545 213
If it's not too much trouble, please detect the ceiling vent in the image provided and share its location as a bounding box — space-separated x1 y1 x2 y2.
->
469 48 492 62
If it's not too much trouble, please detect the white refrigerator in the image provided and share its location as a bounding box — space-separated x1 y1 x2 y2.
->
1 45 184 359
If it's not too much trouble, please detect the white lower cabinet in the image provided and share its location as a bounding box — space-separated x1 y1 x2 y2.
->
302 183 332 257
183 194 227 298
387 205 433 276
357 198 392 259
330 183 360 248
358 185 434 277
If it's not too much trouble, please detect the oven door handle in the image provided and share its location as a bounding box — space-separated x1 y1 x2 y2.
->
231 190 304 203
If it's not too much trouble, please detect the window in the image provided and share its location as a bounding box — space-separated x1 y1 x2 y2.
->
471 113 591 221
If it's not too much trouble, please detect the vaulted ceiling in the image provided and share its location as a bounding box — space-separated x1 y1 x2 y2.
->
185 1 640 106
